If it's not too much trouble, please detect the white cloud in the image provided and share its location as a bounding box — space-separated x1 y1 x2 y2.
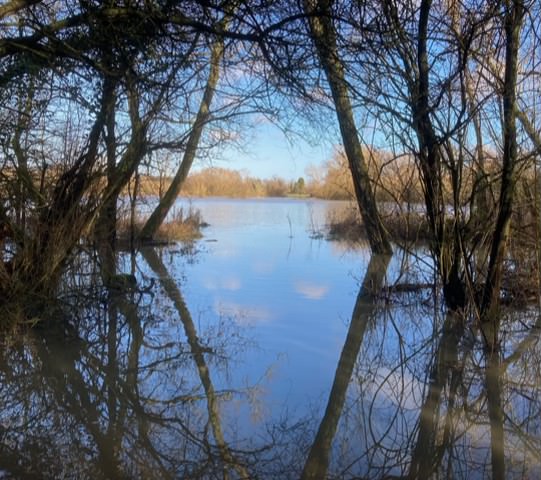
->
215 300 273 326
294 280 329 300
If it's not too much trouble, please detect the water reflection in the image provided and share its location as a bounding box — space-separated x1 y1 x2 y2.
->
1 199 540 479
0 257 258 478
141 246 249 479
301 254 391 479
314 300 541 479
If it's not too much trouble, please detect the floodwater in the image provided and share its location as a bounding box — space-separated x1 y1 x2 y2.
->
1 198 540 479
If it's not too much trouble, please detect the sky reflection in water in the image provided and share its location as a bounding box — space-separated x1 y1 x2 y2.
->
0 198 539 479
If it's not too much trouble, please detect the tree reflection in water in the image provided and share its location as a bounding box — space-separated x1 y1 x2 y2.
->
308 275 541 480
0 248 259 478
0 249 540 479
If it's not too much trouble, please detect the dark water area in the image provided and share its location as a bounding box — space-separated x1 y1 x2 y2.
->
1 198 540 479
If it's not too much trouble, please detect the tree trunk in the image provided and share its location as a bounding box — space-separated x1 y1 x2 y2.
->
304 0 392 255
95 76 118 282
99 79 148 215
481 1 524 345
22 75 115 295
408 0 467 312
486 351 505 480
139 29 226 241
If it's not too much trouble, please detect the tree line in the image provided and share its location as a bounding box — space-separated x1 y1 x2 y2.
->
137 167 305 198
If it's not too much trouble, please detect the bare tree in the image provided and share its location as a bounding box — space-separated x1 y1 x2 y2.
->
303 0 392 255
139 14 230 241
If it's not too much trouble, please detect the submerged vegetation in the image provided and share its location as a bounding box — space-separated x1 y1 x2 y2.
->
325 205 432 244
117 205 204 245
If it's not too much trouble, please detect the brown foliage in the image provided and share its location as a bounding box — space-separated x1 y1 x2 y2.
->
117 206 203 244
306 148 424 203
138 168 292 198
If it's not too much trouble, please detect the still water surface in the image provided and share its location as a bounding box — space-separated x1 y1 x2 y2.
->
0 198 539 479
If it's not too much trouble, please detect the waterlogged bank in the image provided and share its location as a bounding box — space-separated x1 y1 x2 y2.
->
0 198 539 479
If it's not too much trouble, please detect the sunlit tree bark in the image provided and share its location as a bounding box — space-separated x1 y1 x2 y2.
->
303 0 392 255
0 0 41 20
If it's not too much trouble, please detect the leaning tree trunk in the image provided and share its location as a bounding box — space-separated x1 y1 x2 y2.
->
22 75 114 295
139 27 226 241
304 0 392 255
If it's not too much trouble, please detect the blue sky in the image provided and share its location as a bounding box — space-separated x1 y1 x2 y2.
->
196 120 335 181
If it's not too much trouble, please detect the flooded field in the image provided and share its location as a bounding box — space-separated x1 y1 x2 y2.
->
1 198 540 479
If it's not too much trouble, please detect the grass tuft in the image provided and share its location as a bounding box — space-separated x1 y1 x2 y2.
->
117 205 205 245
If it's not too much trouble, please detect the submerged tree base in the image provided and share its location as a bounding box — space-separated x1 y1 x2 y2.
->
325 205 431 244
117 206 206 247
326 203 540 308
